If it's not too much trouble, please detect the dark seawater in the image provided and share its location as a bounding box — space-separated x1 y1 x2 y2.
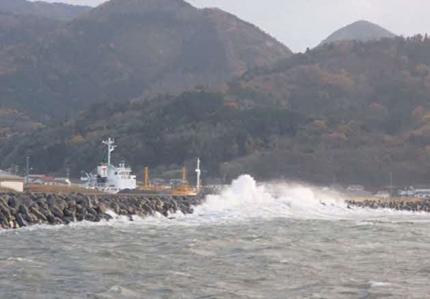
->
1 176 430 299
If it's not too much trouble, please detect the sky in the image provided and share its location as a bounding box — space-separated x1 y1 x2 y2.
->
39 0 430 52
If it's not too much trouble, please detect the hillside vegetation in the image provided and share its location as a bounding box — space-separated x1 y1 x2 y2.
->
0 12 61 51
4 36 430 186
0 0 292 122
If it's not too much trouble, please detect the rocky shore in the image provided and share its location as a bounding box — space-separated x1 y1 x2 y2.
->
0 192 205 229
346 199 430 213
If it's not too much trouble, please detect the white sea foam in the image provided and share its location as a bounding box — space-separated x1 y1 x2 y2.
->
370 281 392 288
176 175 430 225
3 175 430 233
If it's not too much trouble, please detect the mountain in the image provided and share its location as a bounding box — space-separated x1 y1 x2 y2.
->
0 0 91 21
4 36 430 187
320 20 395 45
0 12 61 51
0 0 292 121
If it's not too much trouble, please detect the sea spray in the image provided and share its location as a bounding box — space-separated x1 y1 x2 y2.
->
188 175 430 224
3 175 430 232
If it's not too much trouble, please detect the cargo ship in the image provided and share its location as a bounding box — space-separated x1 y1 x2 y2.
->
81 138 137 194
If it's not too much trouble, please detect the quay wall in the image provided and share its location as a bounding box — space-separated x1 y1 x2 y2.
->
0 192 204 230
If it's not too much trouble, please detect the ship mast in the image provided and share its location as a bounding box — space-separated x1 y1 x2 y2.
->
102 138 117 166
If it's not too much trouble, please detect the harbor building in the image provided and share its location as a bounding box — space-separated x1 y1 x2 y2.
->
0 170 24 192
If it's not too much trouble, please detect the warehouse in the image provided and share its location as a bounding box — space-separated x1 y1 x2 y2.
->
0 170 24 192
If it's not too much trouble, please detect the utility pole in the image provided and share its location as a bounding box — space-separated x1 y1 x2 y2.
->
389 171 393 197
25 156 33 185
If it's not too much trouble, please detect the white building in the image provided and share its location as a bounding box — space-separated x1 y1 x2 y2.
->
375 191 390 198
398 186 430 198
28 175 71 186
347 185 365 192
0 170 24 192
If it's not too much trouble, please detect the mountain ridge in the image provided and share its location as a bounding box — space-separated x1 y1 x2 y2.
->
0 0 293 121
0 0 91 21
320 20 395 45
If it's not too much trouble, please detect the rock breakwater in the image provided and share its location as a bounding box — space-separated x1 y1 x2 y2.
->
0 192 204 229
346 198 430 213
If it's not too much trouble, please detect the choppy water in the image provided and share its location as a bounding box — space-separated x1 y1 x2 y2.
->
2 175 430 299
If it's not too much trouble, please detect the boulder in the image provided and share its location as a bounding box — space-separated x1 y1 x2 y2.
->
19 196 33 207
0 196 9 207
39 207 53 219
0 202 11 220
85 213 96 222
64 208 76 218
0 218 10 229
127 206 136 215
18 204 29 216
67 199 77 208
47 195 56 209
110 202 120 214
30 207 48 222
89 207 98 215
96 203 107 214
53 217 64 225
51 206 65 220
46 214 55 224
8 197 19 208
90 196 99 206
15 214 28 228
0 211 6 222
80 197 92 208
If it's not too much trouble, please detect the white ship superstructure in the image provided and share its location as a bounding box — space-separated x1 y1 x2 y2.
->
83 138 136 194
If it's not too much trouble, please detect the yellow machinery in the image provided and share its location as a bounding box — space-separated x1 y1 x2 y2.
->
137 165 198 196
138 167 168 192
140 167 150 191
172 166 198 196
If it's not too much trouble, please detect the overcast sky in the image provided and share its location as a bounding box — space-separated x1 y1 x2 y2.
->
41 0 430 52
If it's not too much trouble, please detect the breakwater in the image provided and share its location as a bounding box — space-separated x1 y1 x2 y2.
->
0 192 204 229
346 198 430 213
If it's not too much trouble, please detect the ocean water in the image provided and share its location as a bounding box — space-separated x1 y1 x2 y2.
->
1 175 430 299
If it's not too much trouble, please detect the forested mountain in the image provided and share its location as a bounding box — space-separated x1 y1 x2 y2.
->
0 0 90 21
321 20 395 45
2 1 430 187
0 0 292 121
0 12 61 51
4 36 430 186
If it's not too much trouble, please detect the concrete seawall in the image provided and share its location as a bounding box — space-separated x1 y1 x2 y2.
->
0 192 205 229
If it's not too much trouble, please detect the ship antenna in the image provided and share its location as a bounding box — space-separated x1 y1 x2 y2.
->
102 138 117 166
196 158 201 193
